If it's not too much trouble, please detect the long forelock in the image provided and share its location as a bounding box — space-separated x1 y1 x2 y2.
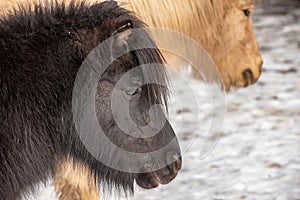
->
132 44 169 110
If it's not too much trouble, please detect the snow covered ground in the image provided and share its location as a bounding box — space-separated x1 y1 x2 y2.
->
25 2 300 200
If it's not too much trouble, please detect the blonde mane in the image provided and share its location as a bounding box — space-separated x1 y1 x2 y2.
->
123 0 225 41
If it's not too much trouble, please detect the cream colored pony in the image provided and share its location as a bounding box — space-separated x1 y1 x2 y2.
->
0 0 263 199
122 0 263 90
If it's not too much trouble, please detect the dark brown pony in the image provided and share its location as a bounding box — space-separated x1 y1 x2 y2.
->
0 1 181 199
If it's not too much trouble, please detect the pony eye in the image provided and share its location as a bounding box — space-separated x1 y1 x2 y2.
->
243 9 251 17
124 80 142 98
125 87 142 97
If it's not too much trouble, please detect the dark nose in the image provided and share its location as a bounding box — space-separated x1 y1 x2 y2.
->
165 151 182 176
156 152 182 183
135 152 182 189
242 68 255 87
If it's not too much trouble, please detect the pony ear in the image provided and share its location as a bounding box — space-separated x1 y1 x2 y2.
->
113 21 133 48
72 21 134 56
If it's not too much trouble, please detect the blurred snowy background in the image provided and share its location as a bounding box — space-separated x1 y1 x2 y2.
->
25 0 300 199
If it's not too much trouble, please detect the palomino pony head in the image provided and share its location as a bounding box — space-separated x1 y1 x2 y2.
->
205 0 263 89
124 0 263 91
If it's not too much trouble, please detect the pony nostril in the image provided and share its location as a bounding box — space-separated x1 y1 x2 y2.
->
259 60 264 73
166 152 180 163
174 157 182 172
166 152 182 173
161 167 172 177
242 69 254 87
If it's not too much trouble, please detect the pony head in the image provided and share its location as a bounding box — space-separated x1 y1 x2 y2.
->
124 0 263 90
